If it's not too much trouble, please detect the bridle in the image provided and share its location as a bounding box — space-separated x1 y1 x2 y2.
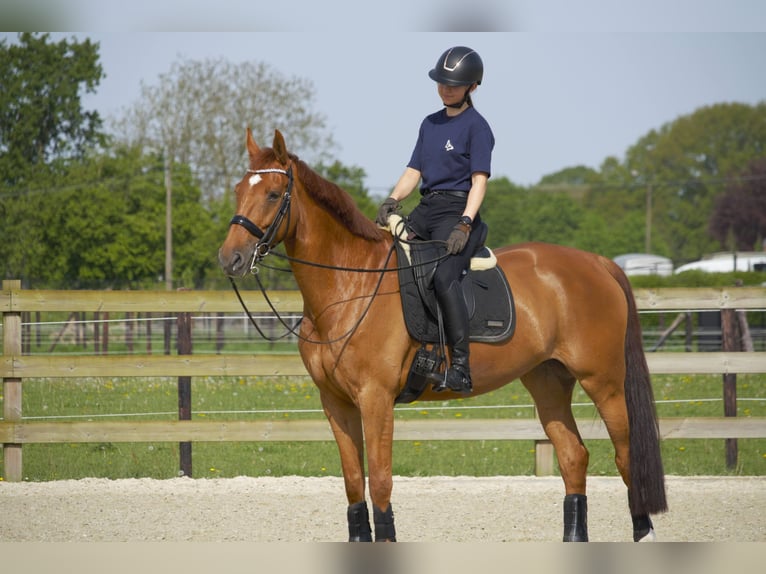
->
228 165 294 271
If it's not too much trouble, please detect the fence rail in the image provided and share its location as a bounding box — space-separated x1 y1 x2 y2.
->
3 281 766 481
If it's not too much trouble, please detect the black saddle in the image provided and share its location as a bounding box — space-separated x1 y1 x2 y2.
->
395 224 515 345
393 224 516 404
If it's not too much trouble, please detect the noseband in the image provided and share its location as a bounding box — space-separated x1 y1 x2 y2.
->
229 166 294 269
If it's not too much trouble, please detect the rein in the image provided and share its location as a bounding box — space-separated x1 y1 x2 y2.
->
228 240 399 345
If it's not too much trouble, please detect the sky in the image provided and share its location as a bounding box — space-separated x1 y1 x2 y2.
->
3 2 766 195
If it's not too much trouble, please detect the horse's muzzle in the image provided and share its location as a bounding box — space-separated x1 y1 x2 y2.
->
218 247 251 278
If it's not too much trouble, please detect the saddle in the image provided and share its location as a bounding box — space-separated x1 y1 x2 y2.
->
385 215 516 403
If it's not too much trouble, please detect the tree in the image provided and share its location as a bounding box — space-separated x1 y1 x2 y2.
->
709 157 766 252
113 56 335 205
537 165 602 187
0 33 105 186
0 146 217 289
621 102 766 263
479 177 527 248
481 178 585 249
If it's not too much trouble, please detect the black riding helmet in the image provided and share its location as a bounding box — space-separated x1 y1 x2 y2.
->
428 46 483 86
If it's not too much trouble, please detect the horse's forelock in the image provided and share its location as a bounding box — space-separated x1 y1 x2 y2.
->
249 146 296 170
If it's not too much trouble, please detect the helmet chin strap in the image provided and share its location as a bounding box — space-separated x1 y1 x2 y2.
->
444 86 473 109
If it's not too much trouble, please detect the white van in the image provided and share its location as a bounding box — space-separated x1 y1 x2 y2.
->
613 253 674 276
674 252 766 273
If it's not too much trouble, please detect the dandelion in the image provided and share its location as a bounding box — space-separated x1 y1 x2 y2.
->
454 413 463 418
678 446 686 452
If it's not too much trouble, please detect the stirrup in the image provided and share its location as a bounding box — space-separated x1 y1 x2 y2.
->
431 366 472 394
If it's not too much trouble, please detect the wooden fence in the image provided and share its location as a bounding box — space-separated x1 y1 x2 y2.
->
2 280 765 481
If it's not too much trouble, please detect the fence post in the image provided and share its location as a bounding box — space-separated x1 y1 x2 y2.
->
534 440 555 476
177 310 193 477
533 405 555 475
721 308 740 469
2 280 23 481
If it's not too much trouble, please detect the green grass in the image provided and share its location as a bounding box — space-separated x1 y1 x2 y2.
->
1 374 764 481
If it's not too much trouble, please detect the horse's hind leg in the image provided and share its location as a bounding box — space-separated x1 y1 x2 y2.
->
579 373 656 542
521 361 589 542
319 391 371 541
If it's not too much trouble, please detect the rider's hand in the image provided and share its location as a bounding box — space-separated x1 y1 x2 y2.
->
445 221 471 254
375 197 400 227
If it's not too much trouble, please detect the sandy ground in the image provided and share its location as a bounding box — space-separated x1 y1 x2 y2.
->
1 475 764 543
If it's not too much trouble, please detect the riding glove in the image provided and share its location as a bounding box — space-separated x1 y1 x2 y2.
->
375 197 400 227
445 221 471 254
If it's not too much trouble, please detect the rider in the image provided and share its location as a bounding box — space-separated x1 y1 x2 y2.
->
376 46 495 394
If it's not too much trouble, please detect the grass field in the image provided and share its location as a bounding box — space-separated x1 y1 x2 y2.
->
1 373 764 481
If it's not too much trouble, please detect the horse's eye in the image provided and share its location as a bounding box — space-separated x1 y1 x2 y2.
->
266 190 281 202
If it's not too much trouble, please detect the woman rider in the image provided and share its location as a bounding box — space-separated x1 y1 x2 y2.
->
376 46 495 394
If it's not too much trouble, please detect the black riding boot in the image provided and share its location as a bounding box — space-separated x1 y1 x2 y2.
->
432 280 472 394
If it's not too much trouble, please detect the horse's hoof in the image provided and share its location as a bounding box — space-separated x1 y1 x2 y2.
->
637 528 657 542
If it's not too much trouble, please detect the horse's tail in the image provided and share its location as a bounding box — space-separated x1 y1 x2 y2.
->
606 261 668 516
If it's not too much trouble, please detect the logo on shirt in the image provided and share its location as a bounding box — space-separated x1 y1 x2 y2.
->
444 139 454 152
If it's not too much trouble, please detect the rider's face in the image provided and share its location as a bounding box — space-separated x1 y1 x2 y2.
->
438 83 472 107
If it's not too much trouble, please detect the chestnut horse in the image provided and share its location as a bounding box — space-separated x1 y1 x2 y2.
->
218 129 667 542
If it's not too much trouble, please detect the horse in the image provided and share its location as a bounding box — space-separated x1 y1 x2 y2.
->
218 128 667 542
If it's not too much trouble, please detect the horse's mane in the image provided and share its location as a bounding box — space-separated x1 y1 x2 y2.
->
256 148 386 242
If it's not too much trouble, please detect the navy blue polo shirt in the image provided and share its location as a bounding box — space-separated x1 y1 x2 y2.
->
407 106 495 193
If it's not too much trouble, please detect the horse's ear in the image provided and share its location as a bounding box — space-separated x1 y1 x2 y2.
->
273 129 289 165
246 127 260 158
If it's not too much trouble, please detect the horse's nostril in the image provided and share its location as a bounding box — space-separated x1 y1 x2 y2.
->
219 249 245 275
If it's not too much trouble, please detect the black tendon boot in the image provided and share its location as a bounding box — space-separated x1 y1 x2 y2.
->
347 501 373 542
563 494 588 542
629 491 656 542
631 513 656 542
373 504 396 542
432 280 472 394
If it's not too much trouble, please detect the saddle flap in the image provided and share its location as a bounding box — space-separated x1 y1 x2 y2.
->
394 241 515 345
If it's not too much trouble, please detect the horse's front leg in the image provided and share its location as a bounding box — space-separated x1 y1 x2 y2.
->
319 390 370 541
359 394 397 542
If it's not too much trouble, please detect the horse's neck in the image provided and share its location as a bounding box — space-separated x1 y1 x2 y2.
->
287 200 391 319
